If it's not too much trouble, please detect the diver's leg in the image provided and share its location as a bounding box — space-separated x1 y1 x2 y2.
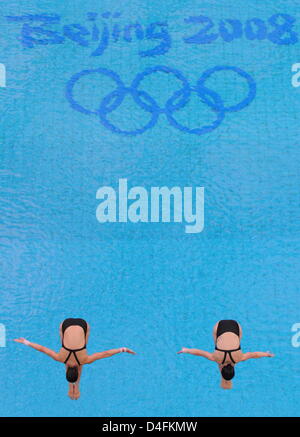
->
85 323 90 345
59 323 63 341
73 383 80 400
213 321 220 343
238 323 243 341
73 366 82 400
68 383 75 400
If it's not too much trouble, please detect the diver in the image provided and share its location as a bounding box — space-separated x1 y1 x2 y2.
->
178 320 274 389
15 318 136 399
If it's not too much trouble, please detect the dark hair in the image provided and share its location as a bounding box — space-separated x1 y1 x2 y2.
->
66 366 78 383
221 364 235 381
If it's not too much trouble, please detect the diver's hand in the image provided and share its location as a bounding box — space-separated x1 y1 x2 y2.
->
177 348 189 354
266 351 275 357
14 338 30 346
120 347 136 354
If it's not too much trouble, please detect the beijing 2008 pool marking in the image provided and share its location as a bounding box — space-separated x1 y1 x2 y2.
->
5 12 298 57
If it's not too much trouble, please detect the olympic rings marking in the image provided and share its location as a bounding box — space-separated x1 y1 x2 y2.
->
66 65 256 136
197 66 257 113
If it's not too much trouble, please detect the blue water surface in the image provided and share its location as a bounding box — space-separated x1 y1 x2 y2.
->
0 0 300 417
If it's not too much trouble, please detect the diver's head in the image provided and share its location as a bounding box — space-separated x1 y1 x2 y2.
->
66 366 78 383
221 364 235 381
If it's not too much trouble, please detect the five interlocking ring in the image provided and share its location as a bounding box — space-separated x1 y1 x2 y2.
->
66 65 256 136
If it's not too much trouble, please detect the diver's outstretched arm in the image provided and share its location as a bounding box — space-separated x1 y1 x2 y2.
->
177 347 215 361
14 338 59 361
241 351 274 361
86 347 136 364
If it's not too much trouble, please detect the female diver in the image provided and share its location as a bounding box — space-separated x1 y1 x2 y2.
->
15 318 136 400
178 320 274 389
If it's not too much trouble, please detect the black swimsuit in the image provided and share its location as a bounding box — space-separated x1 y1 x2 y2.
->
62 318 88 366
215 320 241 364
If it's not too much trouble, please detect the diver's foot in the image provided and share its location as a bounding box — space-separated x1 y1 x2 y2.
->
68 384 75 400
73 385 80 400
